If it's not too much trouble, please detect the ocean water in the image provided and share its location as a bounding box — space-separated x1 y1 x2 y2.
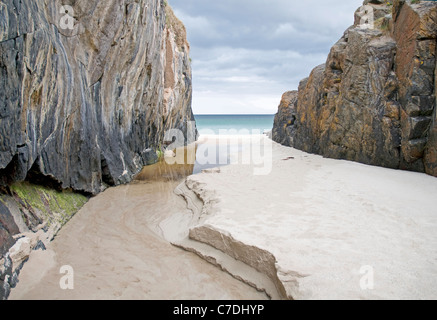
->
195 114 275 135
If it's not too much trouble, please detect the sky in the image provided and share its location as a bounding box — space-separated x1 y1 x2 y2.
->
168 0 364 115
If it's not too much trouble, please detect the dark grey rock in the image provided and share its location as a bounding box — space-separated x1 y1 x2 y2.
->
0 0 197 195
0 1 197 299
33 240 46 252
0 202 18 257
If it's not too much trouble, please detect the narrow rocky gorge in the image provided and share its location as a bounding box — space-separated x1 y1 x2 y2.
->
1 0 196 299
2 0 437 302
273 0 437 176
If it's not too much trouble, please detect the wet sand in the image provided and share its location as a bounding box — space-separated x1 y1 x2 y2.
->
13 134 437 300
9 145 267 300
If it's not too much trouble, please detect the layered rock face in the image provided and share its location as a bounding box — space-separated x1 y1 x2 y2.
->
273 0 437 176
0 0 196 195
0 0 195 298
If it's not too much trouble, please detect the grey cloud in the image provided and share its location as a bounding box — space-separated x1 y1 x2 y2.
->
171 0 363 52
168 0 365 114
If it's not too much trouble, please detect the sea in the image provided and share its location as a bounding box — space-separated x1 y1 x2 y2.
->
194 114 275 135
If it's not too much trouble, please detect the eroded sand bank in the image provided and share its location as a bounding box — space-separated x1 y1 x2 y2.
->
174 135 437 300
9 152 267 300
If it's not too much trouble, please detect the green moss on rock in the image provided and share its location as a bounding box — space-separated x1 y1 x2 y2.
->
9 182 88 228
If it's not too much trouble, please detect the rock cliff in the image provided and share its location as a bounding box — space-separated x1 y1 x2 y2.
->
0 0 196 194
0 0 196 298
273 0 437 176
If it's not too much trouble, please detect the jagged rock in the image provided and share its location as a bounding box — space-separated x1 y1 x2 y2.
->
0 245 28 299
0 201 19 257
0 254 12 300
0 0 196 195
0 180 93 299
33 240 45 252
271 91 298 147
273 0 437 176
424 58 437 175
8 237 31 273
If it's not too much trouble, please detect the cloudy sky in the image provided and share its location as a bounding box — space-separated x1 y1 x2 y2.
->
168 0 364 114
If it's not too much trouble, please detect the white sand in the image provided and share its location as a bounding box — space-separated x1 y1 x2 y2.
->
176 135 437 300
10 134 437 300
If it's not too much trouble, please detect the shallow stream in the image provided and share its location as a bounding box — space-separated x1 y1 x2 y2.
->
9 138 267 300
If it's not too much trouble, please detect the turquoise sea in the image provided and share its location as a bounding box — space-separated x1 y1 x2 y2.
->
194 114 275 135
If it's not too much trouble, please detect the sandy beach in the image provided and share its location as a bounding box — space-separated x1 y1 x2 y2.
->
172 135 437 300
9 134 437 300
8 150 267 300
3 0 436 304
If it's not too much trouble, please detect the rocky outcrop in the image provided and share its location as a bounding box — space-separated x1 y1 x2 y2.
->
273 0 437 176
0 0 196 195
0 0 196 299
1 182 88 299
424 42 437 175
271 91 298 147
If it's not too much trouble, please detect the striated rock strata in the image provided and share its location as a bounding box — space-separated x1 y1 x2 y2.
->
0 0 196 298
0 0 196 194
273 0 437 176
